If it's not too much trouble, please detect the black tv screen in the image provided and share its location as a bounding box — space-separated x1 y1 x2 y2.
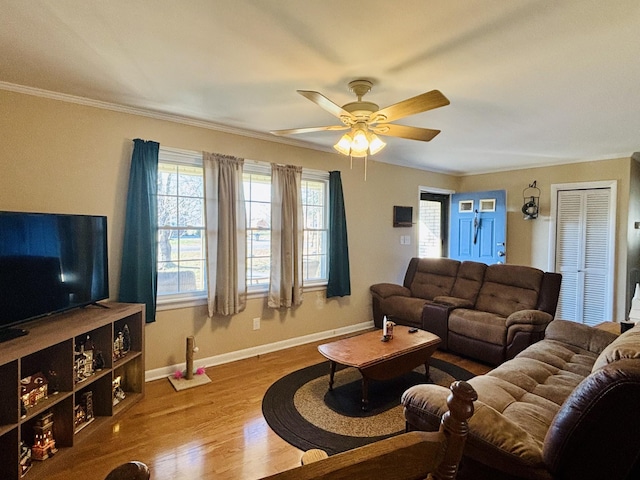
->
0 211 109 338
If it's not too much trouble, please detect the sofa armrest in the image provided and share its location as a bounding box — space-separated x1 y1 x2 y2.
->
592 323 640 371
432 296 474 309
402 384 452 431
544 319 618 355
370 283 411 299
421 302 453 349
505 309 552 327
504 311 553 354
403 384 546 467
543 358 640 480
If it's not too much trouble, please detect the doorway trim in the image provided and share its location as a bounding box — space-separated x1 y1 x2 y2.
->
418 186 455 257
548 180 617 321
418 185 455 196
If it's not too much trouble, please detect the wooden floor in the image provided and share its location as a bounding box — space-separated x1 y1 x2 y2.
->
43 336 491 480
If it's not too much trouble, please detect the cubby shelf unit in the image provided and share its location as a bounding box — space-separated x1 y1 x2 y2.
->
0 302 145 480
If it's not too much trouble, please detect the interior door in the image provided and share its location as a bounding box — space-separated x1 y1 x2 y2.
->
554 187 614 325
449 190 507 264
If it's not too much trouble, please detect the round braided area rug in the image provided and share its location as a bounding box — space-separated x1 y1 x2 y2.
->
262 358 474 454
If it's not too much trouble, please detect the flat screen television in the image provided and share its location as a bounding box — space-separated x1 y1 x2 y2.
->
0 211 109 342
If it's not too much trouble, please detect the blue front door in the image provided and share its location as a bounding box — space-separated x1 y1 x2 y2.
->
449 190 506 264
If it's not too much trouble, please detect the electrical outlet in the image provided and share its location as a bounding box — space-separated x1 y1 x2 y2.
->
253 317 260 330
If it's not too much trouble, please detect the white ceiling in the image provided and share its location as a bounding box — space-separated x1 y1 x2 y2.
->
2 0 639 175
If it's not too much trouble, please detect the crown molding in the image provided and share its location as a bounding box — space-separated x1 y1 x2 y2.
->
0 81 328 153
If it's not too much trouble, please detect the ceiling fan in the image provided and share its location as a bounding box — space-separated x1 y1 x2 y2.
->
270 79 450 159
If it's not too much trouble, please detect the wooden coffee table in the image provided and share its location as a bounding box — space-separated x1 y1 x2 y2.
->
317 326 441 410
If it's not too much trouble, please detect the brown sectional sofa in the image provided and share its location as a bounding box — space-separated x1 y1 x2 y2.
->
401 320 640 480
370 257 562 365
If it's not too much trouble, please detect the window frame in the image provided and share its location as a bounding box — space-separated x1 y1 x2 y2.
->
243 161 330 294
156 150 330 309
300 168 330 288
243 161 272 292
156 147 208 309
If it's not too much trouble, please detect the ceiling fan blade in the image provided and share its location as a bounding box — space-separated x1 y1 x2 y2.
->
270 125 348 136
372 124 441 142
297 90 355 122
370 90 450 124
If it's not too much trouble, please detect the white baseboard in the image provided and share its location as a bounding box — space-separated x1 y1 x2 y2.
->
145 320 375 382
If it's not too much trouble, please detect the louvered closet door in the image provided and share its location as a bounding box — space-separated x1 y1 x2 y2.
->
555 188 612 325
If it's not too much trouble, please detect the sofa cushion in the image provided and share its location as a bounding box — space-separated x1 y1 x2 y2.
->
545 319 617 355
515 338 597 377
408 257 460 300
475 265 544 317
448 309 507 345
380 296 428 327
449 260 487 304
592 323 640 371
403 333 601 470
431 296 474 308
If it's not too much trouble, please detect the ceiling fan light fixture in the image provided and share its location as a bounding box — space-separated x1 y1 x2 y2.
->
333 133 353 155
333 126 386 158
368 133 386 155
351 128 369 153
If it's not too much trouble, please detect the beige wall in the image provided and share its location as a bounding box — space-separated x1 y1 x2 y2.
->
0 90 459 371
1 88 633 372
459 158 632 321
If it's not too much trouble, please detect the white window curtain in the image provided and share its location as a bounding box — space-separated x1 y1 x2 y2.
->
268 164 303 308
203 152 247 316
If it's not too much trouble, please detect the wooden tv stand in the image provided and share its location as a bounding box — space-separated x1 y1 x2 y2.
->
0 302 145 480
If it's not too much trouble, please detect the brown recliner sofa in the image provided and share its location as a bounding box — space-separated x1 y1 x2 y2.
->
370 258 562 365
402 320 640 480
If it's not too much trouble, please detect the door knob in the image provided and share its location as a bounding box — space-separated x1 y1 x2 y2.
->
497 251 505 257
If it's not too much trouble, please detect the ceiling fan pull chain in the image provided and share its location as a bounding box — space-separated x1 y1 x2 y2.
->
364 154 368 181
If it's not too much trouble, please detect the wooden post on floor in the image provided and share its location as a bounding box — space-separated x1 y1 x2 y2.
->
186 336 195 380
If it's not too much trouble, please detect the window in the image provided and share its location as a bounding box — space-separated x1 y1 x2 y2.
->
243 163 329 292
244 167 271 289
156 148 330 303
157 149 206 300
301 175 329 284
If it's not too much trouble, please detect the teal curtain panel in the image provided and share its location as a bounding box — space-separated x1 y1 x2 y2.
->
327 171 351 298
118 138 159 323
